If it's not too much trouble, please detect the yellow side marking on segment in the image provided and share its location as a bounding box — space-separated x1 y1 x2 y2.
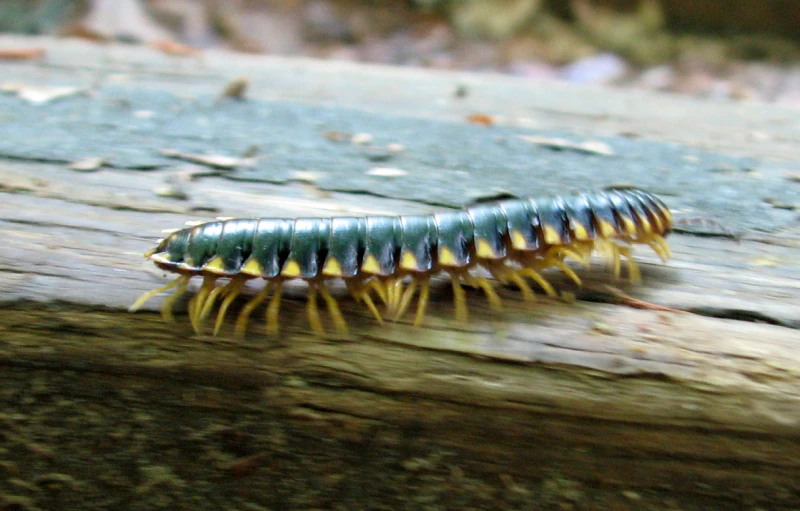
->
202 256 227 275
281 259 302 278
240 258 265 277
322 257 343 277
400 251 419 271
361 254 381 274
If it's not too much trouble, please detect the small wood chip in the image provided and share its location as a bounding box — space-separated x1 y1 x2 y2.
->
218 77 248 101
68 156 106 172
133 110 156 119
366 167 407 178
351 133 373 145
290 171 324 183
622 490 642 501
1 83 84 105
154 185 189 200
518 135 615 156
159 149 255 170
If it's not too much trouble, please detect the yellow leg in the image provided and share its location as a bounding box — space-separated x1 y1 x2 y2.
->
488 263 535 301
197 283 226 322
393 278 418 321
413 277 430 327
159 275 191 323
367 278 388 304
618 246 641 284
518 268 557 297
599 240 621 278
213 277 247 336
463 273 502 311
346 280 384 324
265 281 283 336
385 278 405 319
384 279 395 312
656 235 671 260
506 270 536 301
555 247 589 268
191 275 218 318
551 259 582 286
450 273 468 322
306 282 326 337
129 275 186 312
574 241 595 262
189 276 218 332
361 293 383 324
318 281 349 334
540 247 583 286
234 282 273 338
647 235 671 261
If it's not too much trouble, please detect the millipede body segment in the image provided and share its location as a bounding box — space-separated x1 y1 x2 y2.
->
130 187 673 337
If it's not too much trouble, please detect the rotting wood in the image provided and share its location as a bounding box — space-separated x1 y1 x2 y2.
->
1 36 800 510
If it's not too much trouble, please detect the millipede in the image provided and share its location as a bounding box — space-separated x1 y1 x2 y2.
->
130 186 672 337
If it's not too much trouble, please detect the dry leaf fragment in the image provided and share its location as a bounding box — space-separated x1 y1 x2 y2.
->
68 156 106 172
466 113 494 126
151 40 201 56
323 131 349 142
0 47 46 60
159 149 256 170
1 83 83 105
366 167 408 178
518 135 615 156
58 23 109 42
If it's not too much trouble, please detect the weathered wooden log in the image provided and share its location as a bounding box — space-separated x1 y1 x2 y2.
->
1 35 799 510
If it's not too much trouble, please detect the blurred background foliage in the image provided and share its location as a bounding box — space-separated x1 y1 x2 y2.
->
1 0 799 103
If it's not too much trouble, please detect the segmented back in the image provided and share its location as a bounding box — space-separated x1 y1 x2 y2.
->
132 187 673 337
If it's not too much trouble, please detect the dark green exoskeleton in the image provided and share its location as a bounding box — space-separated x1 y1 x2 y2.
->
131 187 673 337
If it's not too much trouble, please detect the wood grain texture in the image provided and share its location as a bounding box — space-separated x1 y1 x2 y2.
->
1 35 799 511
